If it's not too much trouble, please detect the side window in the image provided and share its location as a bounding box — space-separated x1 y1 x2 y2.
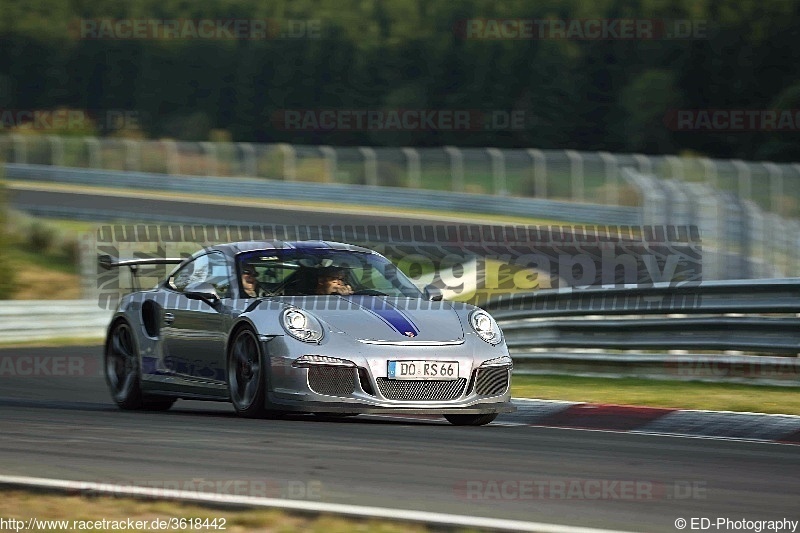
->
207 252 231 298
170 257 202 292
169 253 231 297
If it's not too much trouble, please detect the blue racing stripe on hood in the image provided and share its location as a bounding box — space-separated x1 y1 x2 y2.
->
344 296 420 338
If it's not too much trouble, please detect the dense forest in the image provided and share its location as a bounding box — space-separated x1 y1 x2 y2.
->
1 0 799 160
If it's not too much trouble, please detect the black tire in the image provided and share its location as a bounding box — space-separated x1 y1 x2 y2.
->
105 321 144 410
105 320 176 411
443 413 498 426
227 327 267 418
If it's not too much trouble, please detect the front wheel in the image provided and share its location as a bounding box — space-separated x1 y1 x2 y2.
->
228 328 267 418
444 413 498 426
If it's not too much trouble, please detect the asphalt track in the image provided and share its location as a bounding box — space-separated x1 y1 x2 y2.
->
1 346 798 532
9 188 454 227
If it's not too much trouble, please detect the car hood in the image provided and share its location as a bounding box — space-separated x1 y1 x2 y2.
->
279 296 465 343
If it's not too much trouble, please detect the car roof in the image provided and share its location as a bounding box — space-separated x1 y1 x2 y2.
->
211 240 375 256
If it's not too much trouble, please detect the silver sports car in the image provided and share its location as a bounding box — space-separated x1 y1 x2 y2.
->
102 240 514 425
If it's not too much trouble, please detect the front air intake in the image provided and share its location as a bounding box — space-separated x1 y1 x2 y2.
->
376 378 466 401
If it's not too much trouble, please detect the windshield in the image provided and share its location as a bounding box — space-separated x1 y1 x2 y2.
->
237 249 423 299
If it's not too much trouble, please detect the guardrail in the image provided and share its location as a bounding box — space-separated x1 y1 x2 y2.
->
2 279 799 385
0 300 111 343
483 279 800 385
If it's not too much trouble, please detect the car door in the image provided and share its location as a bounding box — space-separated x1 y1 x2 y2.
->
162 252 231 384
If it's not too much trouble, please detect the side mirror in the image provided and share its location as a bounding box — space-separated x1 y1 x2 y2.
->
184 282 220 307
423 284 443 301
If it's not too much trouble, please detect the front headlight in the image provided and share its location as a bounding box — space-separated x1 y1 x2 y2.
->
281 308 324 343
470 310 502 345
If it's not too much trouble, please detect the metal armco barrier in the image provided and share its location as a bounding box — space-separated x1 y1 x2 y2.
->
2 279 799 384
483 278 800 318
482 279 800 384
0 301 112 343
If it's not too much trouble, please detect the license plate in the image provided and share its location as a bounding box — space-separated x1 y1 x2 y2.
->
387 360 459 380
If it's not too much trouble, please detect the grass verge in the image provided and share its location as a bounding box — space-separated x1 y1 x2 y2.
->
0 490 441 533
511 374 800 415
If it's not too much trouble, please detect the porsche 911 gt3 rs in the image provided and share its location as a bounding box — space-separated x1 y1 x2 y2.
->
102 240 514 425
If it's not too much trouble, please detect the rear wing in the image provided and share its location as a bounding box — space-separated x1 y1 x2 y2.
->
99 254 185 290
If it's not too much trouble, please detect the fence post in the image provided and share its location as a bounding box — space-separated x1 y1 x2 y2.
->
162 139 179 175
701 157 719 191
444 146 464 192
359 146 378 186
402 147 421 188
632 153 652 175
47 135 64 166
527 148 547 198
731 159 752 203
200 142 217 176
598 151 619 204
486 148 507 196
11 133 26 164
565 149 584 201
123 139 140 171
238 143 257 177
666 155 683 179
277 143 296 181
764 162 783 215
86 137 102 169
319 146 337 183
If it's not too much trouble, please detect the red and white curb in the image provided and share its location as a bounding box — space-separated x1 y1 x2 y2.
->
504 399 800 444
0 474 632 533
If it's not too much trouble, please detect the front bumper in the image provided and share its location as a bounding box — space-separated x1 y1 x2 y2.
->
262 335 515 414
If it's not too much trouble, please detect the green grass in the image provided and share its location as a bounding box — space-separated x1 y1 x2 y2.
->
7 244 78 275
0 490 441 533
511 374 800 415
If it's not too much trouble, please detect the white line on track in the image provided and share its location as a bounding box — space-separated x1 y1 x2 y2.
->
0 474 634 533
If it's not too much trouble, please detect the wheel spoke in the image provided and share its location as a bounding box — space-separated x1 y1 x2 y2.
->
111 333 127 357
120 370 135 394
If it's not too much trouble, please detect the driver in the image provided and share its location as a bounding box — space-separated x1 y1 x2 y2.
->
240 265 264 298
315 267 354 295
